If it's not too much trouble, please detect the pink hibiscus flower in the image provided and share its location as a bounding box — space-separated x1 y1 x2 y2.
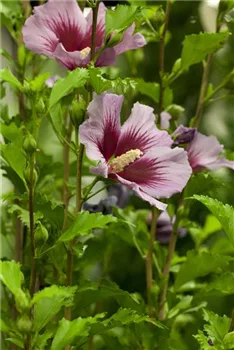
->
173 125 234 172
79 93 192 210
22 0 146 70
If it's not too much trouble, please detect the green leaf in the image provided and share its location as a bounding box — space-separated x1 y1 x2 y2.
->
6 337 24 349
1 143 26 182
203 309 230 344
205 273 234 294
30 73 50 92
59 212 118 242
194 330 214 350
0 122 23 144
192 195 234 247
0 318 10 332
0 49 15 66
103 308 165 329
224 332 234 349
51 316 104 350
49 68 89 109
32 286 77 331
0 260 21 294
137 80 159 103
89 68 112 94
32 331 53 350
167 296 193 319
0 67 23 90
181 32 229 71
34 195 64 230
174 250 231 290
8 204 43 228
106 5 138 35
75 279 142 313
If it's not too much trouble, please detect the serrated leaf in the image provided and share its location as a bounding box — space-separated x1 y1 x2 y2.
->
0 260 21 294
206 273 234 294
30 73 50 92
49 68 89 109
181 32 229 70
174 250 231 290
32 286 77 331
59 212 118 242
0 67 23 90
89 68 112 94
34 195 64 230
51 316 104 350
224 332 234 349
203 309 230 344
8 204 43 228
32 331 54 350
106 5 138 35
194 330 214 350
192 195 234 247
1 143 26 182
0 122 23 144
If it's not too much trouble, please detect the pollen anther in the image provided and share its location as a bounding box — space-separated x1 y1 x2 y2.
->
80 47 91 59
109 149 143 173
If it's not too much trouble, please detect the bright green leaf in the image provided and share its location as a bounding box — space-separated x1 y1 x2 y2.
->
32 331 54 350
59 212 118 242
194 330 214 350
1 143 26 182
203 309 230 344
137 80 159 103
0 260 21 294
224 332 234 349
192 195 234 247
0 67 23 90
89 68 112 94
206 273 234 294
174 250 231 290
8 205 43 228
167 296 193 319
181 32 229 70
49 68 89 109
106 5 138 35
30 73 50 92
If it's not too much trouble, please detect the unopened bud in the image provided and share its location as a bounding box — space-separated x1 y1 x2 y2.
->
71 98 86 128
15 289 30 313
24 165 38 185
173 128 196 146
17 315 32 333
23 134 37 155
166 104 185 119
35 222 48 247
172 58 182 73
105 31 124 48
35 98 45 115
152 7 165 28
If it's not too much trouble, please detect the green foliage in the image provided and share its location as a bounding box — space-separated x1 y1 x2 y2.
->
192 195 234 248
105 5 138 35
181 32 229 70
194 309 231 349
0 67 23 90
59 211 118 242
174 250 231 290
0 260 21 294
8 204 43 228
49 68 89 108
1 142 26 183
32 285 77 331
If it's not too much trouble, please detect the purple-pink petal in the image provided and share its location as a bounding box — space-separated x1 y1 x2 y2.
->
114 23 146 55
117 147 192 199
115 102 173 156
160 112 172 130
53 43 90 70
79 93 124 162
82 2 106 48
114 174 167 210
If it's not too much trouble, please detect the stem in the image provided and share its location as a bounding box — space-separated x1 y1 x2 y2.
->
158 0 172 117
90 1 100 62
62 117 73 231
146 207 158 317
192 54 213 128
229 310 234 332
15 198 23 263
158 220 179 321
29 155 37 297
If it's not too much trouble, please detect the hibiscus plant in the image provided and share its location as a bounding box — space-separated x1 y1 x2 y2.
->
1 0 234 349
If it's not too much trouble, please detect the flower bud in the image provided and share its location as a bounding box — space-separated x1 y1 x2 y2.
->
173 128 196 146
71 98 86 128
24 165 38 185
15 289 30 313
17 315 32 333
172 58 182 73
153 7 166 28
35 222 48 247
35 98 45 115
105 31 124 48
166 104 185 119
23 134 37 155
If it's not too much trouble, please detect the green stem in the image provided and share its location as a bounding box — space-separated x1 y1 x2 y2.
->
158 0 172 117
146 207 159 317
90 1 100 62
229 310 234 332
192 55 213 128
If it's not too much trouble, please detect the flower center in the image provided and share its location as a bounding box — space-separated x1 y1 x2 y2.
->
109 149 143 173
80 47 91 59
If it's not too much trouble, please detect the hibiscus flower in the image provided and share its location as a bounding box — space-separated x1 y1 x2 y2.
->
22 0 146 70
173 125 234 172
79 93 192 210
